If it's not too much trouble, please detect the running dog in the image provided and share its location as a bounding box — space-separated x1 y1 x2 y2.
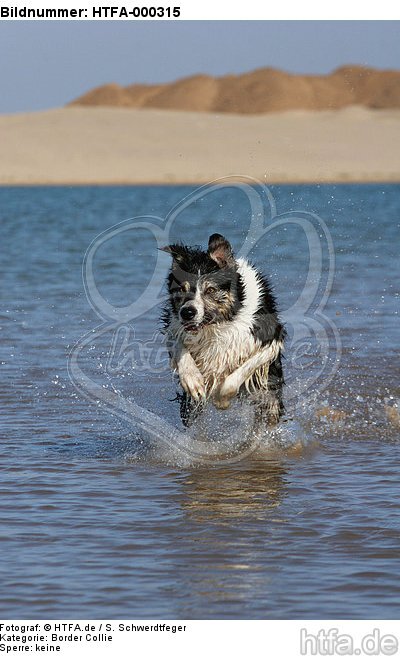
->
162 234 285 427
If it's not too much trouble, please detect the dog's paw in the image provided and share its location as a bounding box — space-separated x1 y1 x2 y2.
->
213 395 232 410
179 366 206 402
213 375 238 410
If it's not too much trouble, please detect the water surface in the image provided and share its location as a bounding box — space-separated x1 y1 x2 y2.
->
1 184 399 618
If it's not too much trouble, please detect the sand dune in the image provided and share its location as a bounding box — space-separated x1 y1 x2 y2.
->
1 106 399 185
70 66 400 114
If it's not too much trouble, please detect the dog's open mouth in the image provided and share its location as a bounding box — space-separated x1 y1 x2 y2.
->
183 323 202 334
182 321 210 334
184 325 199 333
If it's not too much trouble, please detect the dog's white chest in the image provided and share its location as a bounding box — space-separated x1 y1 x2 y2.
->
183 323 258 389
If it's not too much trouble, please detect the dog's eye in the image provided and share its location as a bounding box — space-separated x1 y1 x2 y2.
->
205 286 217 295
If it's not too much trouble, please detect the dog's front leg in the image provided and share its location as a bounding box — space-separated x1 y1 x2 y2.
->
213 340 282 409
173 346 206 402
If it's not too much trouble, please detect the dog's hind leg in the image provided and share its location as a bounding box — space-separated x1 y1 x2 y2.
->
252 355 285 429
253 394 282 429
179 392 205 427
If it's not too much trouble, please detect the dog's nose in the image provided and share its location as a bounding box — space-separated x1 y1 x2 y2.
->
180 306 197 322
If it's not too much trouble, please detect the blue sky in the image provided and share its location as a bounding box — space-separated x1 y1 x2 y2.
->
0 21 399 113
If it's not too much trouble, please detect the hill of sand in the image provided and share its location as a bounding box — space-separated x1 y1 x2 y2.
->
1 106 400 185
69 66 400 113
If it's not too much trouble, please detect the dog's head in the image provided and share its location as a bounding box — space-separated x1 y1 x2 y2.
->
162 234 244 333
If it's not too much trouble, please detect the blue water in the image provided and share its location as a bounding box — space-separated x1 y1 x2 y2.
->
0 184 399 619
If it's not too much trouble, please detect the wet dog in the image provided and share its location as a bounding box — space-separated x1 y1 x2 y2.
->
162 234 285 427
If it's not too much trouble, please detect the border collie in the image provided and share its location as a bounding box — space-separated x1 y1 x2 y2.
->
162 234 285 427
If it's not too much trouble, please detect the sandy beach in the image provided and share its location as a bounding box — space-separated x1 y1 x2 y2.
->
1 105 399 184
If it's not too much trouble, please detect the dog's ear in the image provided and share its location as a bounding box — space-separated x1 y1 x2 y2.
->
208 233 234 268
160 244 186 265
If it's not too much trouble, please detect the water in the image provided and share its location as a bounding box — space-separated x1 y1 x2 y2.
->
1 184 399 619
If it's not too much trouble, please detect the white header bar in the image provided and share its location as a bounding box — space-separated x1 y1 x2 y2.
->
0 0 399 20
